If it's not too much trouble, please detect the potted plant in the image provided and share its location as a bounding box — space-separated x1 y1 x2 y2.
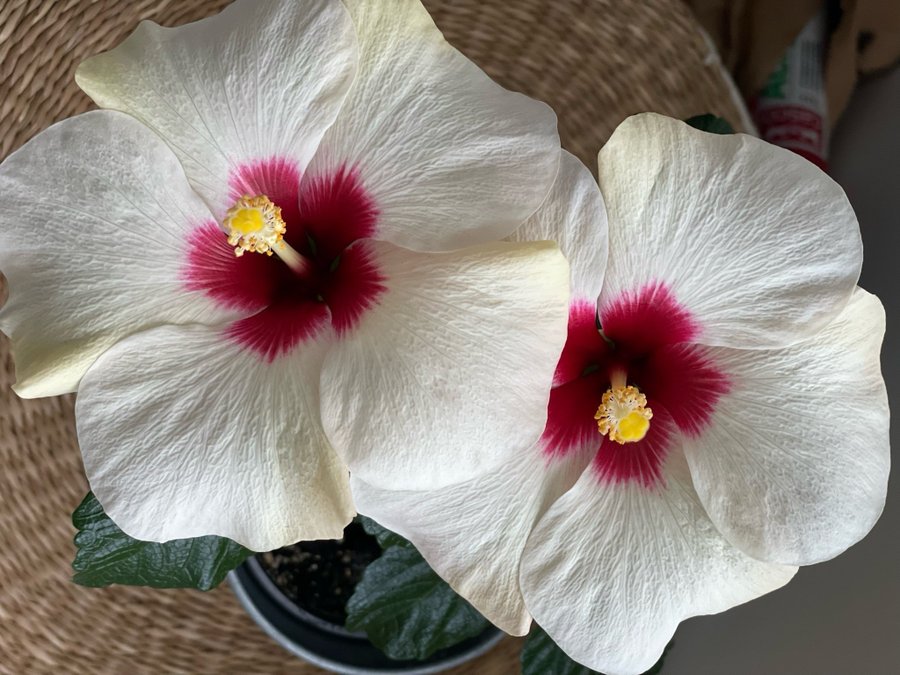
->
229 518 503 674
0 0 889 673
72 490 507 673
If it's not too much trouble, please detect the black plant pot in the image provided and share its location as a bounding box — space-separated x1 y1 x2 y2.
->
229 551 503 674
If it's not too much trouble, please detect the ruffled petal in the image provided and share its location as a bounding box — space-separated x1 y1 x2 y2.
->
597 113 862 349
320 239 569 491
509 150 608 302
76 0 357 218
682 288 889 565
75 323 355 551
0 111 234 398
520 449 796 675
306 0 560 251
350 441 592 635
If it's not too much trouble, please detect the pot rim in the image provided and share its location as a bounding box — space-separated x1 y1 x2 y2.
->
229 560 505 674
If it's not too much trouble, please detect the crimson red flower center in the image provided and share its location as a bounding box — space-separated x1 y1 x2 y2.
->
184 159 386 361
542 282 730 487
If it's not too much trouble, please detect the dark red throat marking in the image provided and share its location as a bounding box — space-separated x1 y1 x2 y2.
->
184 159 386 361
541 283 729 488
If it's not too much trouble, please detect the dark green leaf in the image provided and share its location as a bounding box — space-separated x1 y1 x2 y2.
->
357 514 414 550
345 537 489 660
522 625 672 675
72 492 251 591
522 625 602 675
760 58 788 99
684 113 735 135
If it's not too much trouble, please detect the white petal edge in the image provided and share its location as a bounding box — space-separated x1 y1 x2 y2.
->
76 0 358 219
520 449 797 675
597 113 862 349
306 0 560 251
75 323 355 551
509 150 608 302
0 110 235 398
321 239 570 491
683 287 890 565
350 441 592 635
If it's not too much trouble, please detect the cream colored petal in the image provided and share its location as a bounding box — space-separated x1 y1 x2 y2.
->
521 449 797 675
597 113 862 349
76 0 357 218
0 111 234 398
350 441 591 635
683 288 890 565
321 239 569 491
509 150 608 303
76 323 355 551
307 0 560 251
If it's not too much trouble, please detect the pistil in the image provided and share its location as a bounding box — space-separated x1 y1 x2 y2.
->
223 194 312 277
594 369 653 444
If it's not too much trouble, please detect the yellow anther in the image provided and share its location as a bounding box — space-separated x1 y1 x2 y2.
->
594 382 653 444
222 194 311 276
223 194 286 257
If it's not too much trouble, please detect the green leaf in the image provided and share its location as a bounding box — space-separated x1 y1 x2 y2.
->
684 113 735 135
72 492 251 591
357 514 413 550
522 625 602 675
345 527 489 660
522 625 672 675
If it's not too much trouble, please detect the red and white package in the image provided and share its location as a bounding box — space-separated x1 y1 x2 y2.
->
752 10 830 170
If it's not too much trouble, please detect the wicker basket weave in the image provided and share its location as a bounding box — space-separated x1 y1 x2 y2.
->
0 0 746 672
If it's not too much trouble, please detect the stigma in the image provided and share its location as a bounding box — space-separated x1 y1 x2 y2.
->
594 371 653 444
222 194 310 276
223 194 287 256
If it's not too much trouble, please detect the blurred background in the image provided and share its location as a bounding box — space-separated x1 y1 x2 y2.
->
670 1 899 670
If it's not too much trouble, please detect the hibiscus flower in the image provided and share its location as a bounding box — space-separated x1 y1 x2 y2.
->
0 0 570 550
351 114 890 674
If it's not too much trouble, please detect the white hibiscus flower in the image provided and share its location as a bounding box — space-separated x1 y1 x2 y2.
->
0 0 570 551
351 114 890 675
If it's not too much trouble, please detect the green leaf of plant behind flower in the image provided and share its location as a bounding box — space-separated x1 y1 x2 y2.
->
72 492 251 591
346 519 489 661
357 514 413 550
684 113 735 135
521 625 602 675
522 625 672 675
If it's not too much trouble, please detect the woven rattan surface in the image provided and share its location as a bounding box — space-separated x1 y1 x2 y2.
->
0 0 745 672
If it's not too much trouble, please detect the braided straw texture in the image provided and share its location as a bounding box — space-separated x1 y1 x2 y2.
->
0 0 745 672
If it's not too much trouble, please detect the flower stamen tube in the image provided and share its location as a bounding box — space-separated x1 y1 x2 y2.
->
223 194 312 277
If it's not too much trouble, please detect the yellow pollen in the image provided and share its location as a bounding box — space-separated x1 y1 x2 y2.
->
223 194 286 257
594 383 653 444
